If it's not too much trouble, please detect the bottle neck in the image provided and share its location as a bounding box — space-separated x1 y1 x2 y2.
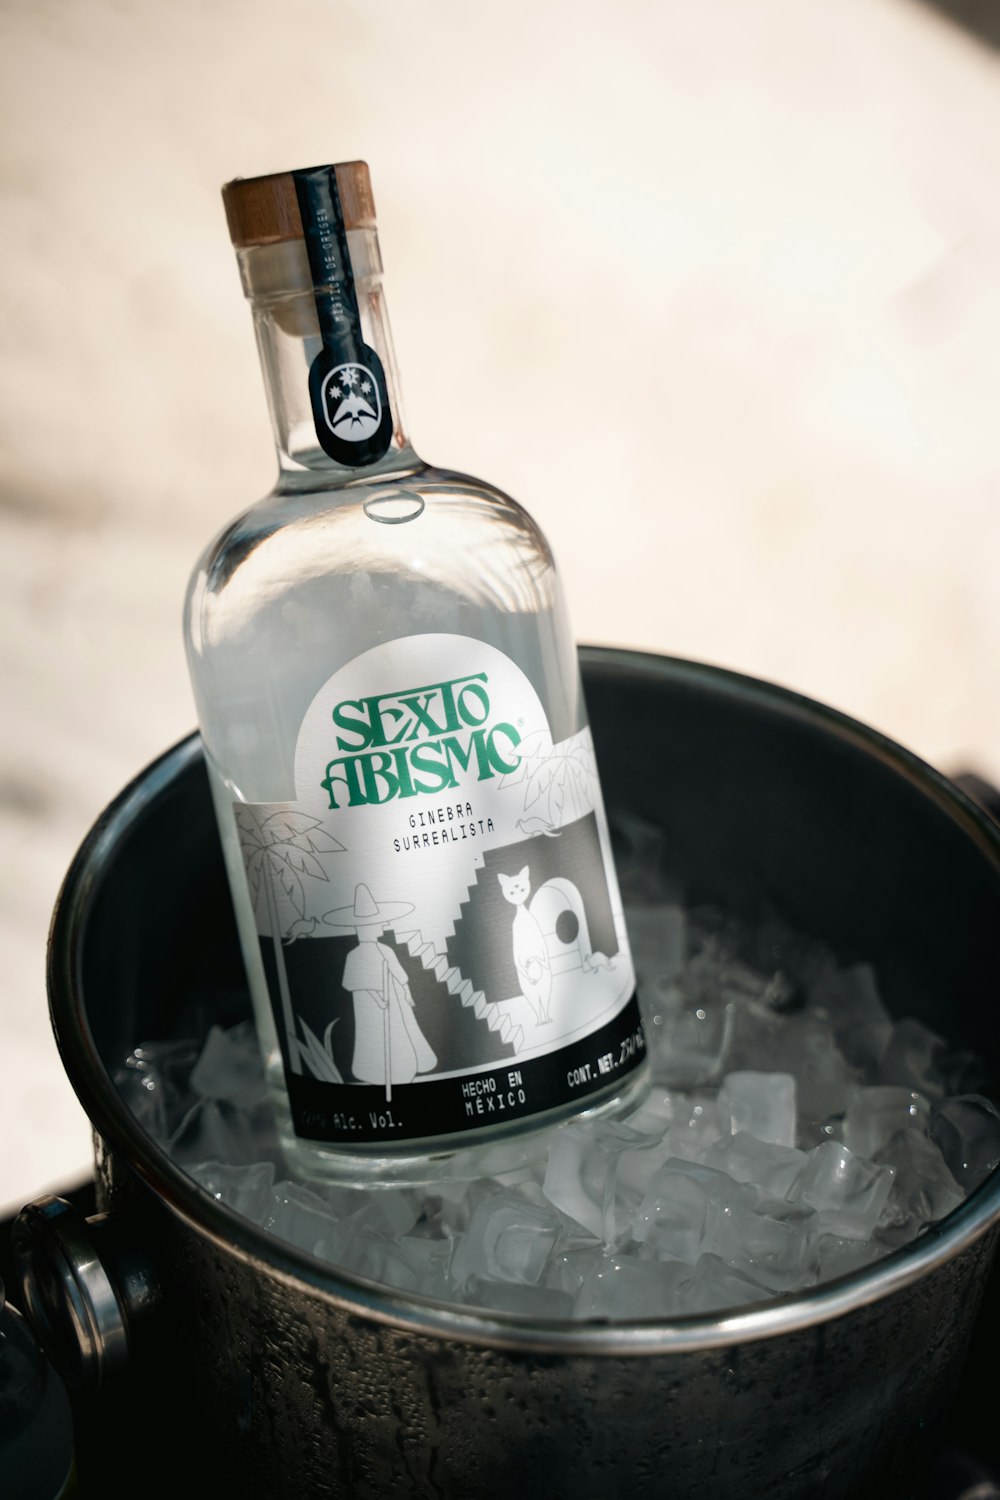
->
238 230 419 485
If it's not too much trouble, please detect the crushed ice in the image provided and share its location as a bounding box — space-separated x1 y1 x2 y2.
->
113 846 1000 1322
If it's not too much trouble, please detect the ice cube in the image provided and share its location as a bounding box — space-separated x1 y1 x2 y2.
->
716 956 790 1016
613 1132 675 1211
623 1087 676 1136
686 939 774 1018
544 1242 605 1297
465 1276 574 1319
705 1132 809 1200
664 1095 731 1164
427 1176 510 1239
640 931 743 1089
115 1065 172 1145
929 1094 1000 1191
718 1072 797 1147
810 964 892 1080
751 916 834 1000
631 1169 709 1263
499 1174 554 1213
680 1253 773 1315
573 1253 690 1321
703 1199 815 1293
935 1047 993 1098
725 1009 859 1144
390 1236 455 1299
707 950 810 1061
756 969 801 1016
116 1037 201 1142
632 1159 751 1263
187 1159 275 1223
311 1192 422 1272
878 1018 948 1100
189 1022 267 1107
781 1024 860 1145
753 1197 817 1233
874 1129 965 1243
346 1192 420 1242
719 1002 781 1077
842 1086 930 1159
641 976 733 1089
169 1096 276 1167
450 1192 562 1289
797 1140 895 1240
542 1121 659 1243
813 1232 887 1283
265 1181 344 1256
315 1180 381 1220
329 1229 442 1293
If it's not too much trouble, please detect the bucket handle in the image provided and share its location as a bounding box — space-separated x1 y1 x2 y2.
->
11 1194 160 1393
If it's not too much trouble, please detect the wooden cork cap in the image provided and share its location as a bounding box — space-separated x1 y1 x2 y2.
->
222 162 376 248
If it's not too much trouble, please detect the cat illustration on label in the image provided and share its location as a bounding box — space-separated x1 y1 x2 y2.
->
497 866 553 1024
498 864 617 1029
324 883 436 1100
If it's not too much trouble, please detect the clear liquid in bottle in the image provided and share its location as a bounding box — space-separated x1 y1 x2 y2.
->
184 163 648 1185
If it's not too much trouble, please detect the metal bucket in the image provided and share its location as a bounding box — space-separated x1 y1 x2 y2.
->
14 648 1000 1499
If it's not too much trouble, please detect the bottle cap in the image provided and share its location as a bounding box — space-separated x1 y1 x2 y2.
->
222 162 376 248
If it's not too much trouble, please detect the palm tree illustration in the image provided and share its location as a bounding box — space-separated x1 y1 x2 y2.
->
235 807 345 1080
498 727 599 834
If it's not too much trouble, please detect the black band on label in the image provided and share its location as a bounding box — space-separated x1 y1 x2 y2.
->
292 167 393 467
286 994 648 1146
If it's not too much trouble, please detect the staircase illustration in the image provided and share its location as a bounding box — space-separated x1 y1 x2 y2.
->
393 927 525 1054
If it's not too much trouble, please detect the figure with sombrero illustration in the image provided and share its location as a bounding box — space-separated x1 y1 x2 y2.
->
323 883 437 1099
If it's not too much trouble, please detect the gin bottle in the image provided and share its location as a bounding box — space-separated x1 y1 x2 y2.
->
184 161 648 1184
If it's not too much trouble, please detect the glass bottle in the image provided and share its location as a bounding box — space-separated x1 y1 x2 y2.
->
184 162 648 1185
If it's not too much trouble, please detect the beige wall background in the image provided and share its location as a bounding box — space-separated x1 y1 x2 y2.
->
2 0 999 1211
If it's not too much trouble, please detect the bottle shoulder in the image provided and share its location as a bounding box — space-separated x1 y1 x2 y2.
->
220 460 548 539
188 463 557 602
184 461 566 654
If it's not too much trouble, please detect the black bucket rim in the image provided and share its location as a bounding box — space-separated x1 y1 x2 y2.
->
44 646 1000 1356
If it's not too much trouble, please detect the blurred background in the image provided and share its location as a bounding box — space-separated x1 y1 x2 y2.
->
2 0 999 1214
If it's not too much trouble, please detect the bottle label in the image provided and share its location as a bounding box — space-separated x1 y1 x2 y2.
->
292 166 394 467
234 633 645 1146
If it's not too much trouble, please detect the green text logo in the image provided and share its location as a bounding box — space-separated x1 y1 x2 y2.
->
321 672 521 809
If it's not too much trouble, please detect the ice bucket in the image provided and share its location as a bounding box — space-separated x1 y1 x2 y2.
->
14 647 1000 1499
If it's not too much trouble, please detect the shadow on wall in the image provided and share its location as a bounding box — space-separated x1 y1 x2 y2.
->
920 0 1000 47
